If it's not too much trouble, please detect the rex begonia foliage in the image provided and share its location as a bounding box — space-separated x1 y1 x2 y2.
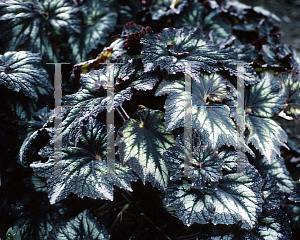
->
1 0 299 239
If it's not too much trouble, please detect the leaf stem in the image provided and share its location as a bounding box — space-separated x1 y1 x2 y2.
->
108 203 130 234
116 105 130 122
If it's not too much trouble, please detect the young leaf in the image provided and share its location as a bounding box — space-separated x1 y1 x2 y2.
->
245 115 288 164
245 72 286 118
165 164 262 229
31 117 138 204
48 210 110 240
0 51 51 101
279 72 300 119
116 109 175 190
68 0 117 63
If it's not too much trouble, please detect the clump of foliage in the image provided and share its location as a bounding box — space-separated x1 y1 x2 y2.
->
1 0 300 239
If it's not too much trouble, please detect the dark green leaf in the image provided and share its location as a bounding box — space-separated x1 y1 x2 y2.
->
261 174 285 208
150 0 187 21
0 0 80 62
48 210 110 240
285 204 300 229
68 0 117 63
288 183 300 202
279 72 300 119
164 132 223 191
141 27 259 85
174 3 231 39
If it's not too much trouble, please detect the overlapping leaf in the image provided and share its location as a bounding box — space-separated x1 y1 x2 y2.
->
149 0 187 21
198 202 292 240
285 204 300 229
54 61 136 144
245 72 286 118
8 194 66 240
165 165 262 229
279 72 300 119
261 174 285 208
155 73 237 149
174 2 230 39
48 210 110 240
254 155 295 195
218 147 238 173
116 109 175 190
0 0 80 62
0 51 51 101
141 27 259 85
164 132 223 192
289 183 300 202
31 117 138 204
245 115 288 163
18 106 54 166
68 0 117 63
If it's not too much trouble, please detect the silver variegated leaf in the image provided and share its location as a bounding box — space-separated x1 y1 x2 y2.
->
165 165 262 229
155 74 237 149
0 51 51 101
279 72 300 119
48 210 110 240
31 117 138 204
116 109 175 190
53 61 136 145
245 72 286 118
174 2 230 39
164 132 223 191
254 155 295 195
141 27 259 84
68 0 117 63
0 0 80 62
150 0 187 21
245 115 288 164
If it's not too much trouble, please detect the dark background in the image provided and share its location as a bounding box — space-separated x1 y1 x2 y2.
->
239 0 300 51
